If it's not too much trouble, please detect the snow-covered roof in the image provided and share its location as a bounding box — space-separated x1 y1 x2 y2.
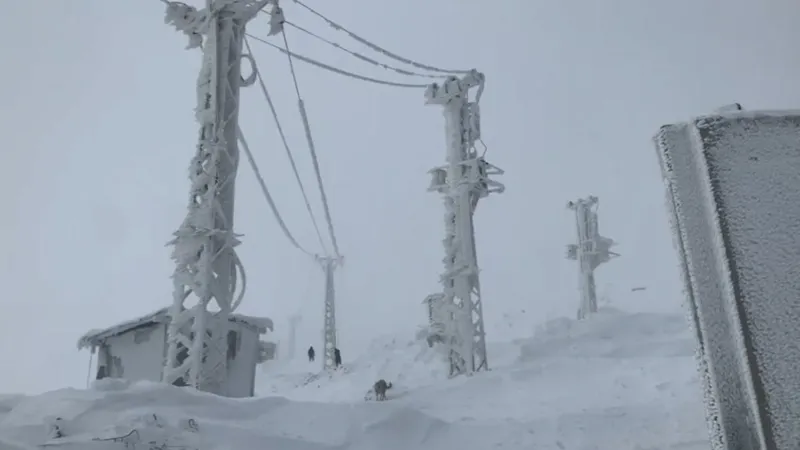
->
77 307 274 350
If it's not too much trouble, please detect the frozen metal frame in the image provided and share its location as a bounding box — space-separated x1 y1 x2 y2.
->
566 196 618 320
318 255 342 370
161 0 273 394
425 70 504 376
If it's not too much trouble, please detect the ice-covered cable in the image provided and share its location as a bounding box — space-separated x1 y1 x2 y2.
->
291 0 471 75
297 98 340 258
230 249 247 311
237 125 317 257
244 36 329 256
258 11 445 81
246 33 429 88
280 28 342 258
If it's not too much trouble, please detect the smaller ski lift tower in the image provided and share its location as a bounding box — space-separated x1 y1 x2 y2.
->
285 313 301 361
161 0 278 394
425 70 505 376
566 196 619 320
318 255 343 370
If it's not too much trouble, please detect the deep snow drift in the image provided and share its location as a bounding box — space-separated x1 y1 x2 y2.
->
0 308 711 449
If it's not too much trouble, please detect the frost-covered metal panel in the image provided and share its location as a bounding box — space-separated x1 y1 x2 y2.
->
654 126 723 450
697 112 800 450
101 323 167 383
655 124 738 450
655 111 800 450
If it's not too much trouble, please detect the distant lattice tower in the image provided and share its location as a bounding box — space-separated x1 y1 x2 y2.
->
285 314 301 361
318 255 342 370
566 196 619 320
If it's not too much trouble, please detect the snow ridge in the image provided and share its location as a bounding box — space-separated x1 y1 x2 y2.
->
1 309 708 450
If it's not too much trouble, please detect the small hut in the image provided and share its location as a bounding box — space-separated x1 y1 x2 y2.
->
78 307 274 398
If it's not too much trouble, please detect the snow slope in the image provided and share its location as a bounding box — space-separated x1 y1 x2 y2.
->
0 308 710 450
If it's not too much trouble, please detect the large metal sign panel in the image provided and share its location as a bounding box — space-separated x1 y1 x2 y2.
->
655 111 800 450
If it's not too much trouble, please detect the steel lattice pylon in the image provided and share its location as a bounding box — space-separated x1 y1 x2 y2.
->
424 71 504 376
161 0 274 394
318 255 341 370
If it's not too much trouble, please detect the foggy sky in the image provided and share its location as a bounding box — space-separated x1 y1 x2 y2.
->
2 0 799 394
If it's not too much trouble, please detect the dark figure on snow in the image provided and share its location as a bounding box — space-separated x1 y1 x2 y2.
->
334 348 342 367
308 346 315 362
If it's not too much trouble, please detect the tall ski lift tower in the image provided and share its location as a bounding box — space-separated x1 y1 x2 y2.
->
425 70 505 376
161 0 276 393
566 196 619 320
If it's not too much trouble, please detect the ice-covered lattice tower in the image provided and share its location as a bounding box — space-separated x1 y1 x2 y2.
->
425 70 504 376
161 0 278 394
566 196 618 320
285 314 301 361
318 255 342 370
655 110 800 450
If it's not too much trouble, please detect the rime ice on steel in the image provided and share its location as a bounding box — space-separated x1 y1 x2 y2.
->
655 110 800 450
565 196 618 320
161 0 274 395
424 71 504 376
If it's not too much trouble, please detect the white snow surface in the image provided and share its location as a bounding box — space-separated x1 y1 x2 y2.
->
0 308 711 450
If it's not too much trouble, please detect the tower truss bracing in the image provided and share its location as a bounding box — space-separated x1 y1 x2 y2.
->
161 0 274 394
318 255 341 370
425 70 504 376
566 196 618 320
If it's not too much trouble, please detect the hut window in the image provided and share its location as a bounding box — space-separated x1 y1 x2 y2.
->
227 330 238 360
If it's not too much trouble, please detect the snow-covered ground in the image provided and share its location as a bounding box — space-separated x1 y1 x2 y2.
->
0 308 711 449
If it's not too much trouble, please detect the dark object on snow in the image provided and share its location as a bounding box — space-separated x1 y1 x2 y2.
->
631 287 647 292
715 103 744 113
334 348 341 367
51 418 64 439
373 379 393 401
307 346 315 362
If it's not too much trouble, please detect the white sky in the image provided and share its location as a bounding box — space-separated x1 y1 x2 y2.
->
2 0 799 394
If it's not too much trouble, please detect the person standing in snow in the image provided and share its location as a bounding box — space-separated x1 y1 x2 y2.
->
334 348 342 367
308 346 315 362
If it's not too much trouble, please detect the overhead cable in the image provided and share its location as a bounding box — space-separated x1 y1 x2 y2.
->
237 125 317 258
246 33 430 89
258 11 445 81
279 27 342 259
244 36 330 256
246 33 429 89
291 0 472 76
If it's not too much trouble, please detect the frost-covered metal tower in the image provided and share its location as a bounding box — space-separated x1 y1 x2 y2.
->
318 255 342 370
161 0 275 393
566 196 619 320
425 70 505 376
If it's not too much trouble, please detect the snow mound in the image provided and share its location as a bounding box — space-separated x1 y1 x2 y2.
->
0 309 711 449
522 307 696 359
258 333 449 402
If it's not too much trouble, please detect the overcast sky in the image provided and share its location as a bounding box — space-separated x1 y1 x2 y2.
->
2 0 799 394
